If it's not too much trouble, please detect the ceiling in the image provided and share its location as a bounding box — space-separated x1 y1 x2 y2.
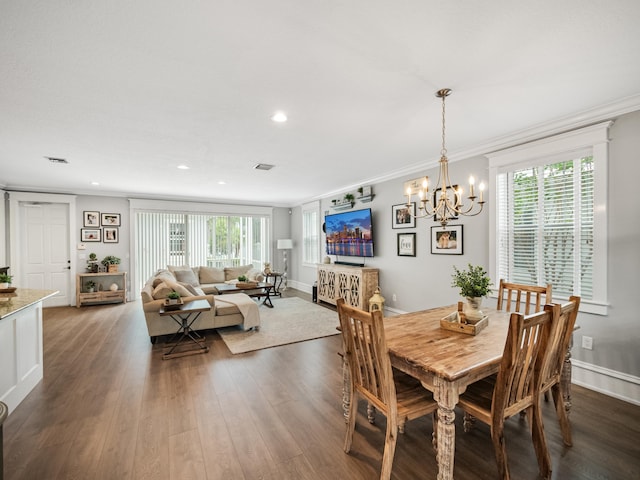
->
1 1 640 207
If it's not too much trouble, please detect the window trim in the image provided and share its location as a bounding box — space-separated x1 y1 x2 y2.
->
301 201 321 267
487 121 611 315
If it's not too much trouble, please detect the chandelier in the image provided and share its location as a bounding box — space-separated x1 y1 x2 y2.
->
404 88 485 227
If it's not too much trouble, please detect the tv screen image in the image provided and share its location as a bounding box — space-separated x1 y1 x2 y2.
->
325 208 374 257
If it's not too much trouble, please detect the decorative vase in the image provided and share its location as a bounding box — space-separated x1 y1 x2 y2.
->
87 287 95 293
109 283 118 291
464 297 485 323
0 282 8 289
108 264 118 273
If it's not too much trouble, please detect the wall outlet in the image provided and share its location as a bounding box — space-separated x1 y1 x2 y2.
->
582 335 593 350
392 293 397 302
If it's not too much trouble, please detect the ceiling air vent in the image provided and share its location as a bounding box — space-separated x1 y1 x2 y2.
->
253 163 274 171
45 157 69 164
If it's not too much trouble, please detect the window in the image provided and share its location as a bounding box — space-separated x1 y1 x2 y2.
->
302 201 320 265
134 210 271 290
488 122 610 315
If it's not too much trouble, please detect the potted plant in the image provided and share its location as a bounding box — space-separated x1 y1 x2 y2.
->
451 264 493 322
87 252 99 273
0 273 13 289
238 275 248 282
101 255 121 273
165 290 183 310
344 193 355 204
85 280 96 293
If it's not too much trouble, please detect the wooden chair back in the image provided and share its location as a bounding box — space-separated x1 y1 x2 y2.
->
336 299 396 419
494 305 556 419
539 296 580 394
497 279 552 315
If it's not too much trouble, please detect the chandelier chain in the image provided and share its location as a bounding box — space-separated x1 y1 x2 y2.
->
441 92 447 157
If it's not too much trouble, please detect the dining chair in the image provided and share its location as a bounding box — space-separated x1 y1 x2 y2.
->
336 298 438 480
497 278 552 315
537 296 580 446
458 305 557 480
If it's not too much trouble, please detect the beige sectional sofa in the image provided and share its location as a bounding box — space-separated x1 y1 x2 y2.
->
141 264 263 343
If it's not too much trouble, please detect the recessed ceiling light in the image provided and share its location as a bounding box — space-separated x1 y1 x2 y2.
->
271 111 287 123
91 182 100 186
218 181 226 185
177 165 190 170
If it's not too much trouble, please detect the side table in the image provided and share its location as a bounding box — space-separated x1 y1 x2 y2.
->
159 299 211 360
264 272 284 296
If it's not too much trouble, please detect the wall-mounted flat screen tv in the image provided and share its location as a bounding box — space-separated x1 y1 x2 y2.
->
325 208 374 257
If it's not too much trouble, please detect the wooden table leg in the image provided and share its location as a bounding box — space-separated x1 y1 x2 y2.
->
433 378 459 480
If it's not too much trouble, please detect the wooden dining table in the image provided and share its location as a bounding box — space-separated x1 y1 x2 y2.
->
383 305 512 480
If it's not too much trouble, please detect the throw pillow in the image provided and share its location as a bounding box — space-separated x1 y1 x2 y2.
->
174 268 200 287
152 282 174 300
179 281 199 296
163 278 194 298
246 268 264 282
198 266 225 284
224 264 253 281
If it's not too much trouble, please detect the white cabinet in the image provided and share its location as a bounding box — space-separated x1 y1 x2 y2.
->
317 264 379 311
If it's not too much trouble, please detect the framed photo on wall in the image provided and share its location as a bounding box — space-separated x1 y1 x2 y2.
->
101 213 121 226
433 185 459 222
81 228 101 242
392 203 416 229
103 227 119 243
83 211 100 227
431 225 463 255
397 233 416 256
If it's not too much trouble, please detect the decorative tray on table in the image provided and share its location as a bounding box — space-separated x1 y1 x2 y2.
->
236 282 258 289
163 298 184 311
0 287 17 293
440 310 489 336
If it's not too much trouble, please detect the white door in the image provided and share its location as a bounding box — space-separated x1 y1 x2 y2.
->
20 202 71 307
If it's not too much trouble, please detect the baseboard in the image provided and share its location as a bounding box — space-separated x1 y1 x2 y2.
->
572 360 640 406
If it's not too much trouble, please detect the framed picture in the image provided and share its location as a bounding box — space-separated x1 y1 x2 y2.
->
101 213 121 226
397 233 416 257
431 225 463 255
392 203 416 229
433 185 459 222
81 228 101 242
83 211 100 227
103 227 119 243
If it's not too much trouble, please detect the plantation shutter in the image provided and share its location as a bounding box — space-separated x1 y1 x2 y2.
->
496 155 594 300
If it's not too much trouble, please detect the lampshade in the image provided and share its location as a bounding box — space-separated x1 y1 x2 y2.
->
277 239 293 250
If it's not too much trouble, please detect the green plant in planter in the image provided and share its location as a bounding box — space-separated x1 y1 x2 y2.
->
451 264 493 298
101 255 121 266
237 275 248 282
0 273 13 284
89 253 97 261
344 193 355 203
85 280 96 291
166 291 181 300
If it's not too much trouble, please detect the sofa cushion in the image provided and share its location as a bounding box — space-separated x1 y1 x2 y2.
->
199 266 225 284
152 282 174 300
141 284 154 303
173 268 200 287
224 264 253 281
246 267 265 282
179 282 200 296
152 280 193 300
152 269 176 287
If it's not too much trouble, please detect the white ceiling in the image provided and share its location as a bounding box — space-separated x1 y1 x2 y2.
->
1 1 640 207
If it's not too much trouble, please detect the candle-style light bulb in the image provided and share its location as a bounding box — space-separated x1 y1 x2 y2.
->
469 176 475 197
479 182 485 202
422 177 428 191
406 186 412 205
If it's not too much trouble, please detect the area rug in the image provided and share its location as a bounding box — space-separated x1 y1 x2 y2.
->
217 297 339 354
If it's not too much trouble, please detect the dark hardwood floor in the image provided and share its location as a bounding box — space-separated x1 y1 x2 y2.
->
3 291 639 479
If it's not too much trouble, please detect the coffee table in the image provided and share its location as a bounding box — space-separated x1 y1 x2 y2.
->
215 282 276 308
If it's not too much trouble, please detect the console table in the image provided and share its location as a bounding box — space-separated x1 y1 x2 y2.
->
76 272 127 307
317 264 379 311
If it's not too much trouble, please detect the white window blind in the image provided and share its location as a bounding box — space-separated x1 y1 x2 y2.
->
488 122 610 315
302 202 320 265
496 157 593 299
135 211 270 290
